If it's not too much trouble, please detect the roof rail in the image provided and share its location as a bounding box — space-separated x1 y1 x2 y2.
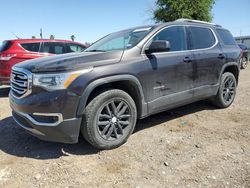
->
175 18 221 27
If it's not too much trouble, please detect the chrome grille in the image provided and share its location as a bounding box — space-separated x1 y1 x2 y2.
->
11 67 32 98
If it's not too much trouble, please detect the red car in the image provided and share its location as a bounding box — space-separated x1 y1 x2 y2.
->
0 39 87 85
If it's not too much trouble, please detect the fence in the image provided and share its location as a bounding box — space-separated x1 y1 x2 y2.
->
235 36 250 50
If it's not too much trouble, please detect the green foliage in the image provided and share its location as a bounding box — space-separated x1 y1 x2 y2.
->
154 0 215 22
50 35 55 40
71 35 76 41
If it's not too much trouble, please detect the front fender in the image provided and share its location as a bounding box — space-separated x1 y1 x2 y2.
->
76 74 147 118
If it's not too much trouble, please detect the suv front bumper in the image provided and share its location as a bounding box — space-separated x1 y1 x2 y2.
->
11 110 82 144
9 90 82 144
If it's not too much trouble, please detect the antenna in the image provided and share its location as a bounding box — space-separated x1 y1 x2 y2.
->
11 32 21 39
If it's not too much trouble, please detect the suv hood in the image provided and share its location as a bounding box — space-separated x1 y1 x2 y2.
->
15 51 123 73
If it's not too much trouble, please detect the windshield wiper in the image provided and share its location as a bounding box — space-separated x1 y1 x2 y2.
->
85 50 106 52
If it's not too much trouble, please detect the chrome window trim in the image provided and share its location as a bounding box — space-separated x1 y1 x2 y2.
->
142 25 219 55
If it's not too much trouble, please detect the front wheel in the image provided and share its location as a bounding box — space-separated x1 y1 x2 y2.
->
81 89 137 149
211 72 237 108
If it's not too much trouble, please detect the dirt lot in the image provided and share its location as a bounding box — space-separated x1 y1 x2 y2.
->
0 67 249 188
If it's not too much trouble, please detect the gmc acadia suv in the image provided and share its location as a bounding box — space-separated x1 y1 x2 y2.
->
9 19 241 149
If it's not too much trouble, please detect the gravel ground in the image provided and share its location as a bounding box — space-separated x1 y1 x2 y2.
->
0 67 249 188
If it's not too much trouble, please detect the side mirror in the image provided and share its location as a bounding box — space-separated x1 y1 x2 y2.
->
146 40 171 54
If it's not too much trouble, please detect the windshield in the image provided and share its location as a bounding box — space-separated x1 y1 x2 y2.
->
85 27 153 52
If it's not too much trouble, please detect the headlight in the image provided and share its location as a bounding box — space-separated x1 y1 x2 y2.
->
33 67 93 90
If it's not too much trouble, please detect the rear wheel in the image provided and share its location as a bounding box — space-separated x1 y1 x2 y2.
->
211 72 237 108
81 89 137 149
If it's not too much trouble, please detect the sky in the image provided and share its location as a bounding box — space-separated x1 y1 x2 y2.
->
0 0 249 43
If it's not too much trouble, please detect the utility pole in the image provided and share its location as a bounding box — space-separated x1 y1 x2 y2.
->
40 28 43 39
240 29 242 42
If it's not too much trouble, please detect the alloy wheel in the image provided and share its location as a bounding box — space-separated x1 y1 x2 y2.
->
222 76 236 104
97 99 131 141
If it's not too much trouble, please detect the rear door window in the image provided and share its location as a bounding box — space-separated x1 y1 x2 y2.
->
189 27 216 49
217 29 237 46
41 42 66 54
21 43 40 52
0 41 13 52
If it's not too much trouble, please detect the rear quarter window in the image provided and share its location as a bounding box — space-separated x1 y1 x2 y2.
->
21 43 40 52
189 27 216 50
216 29 236 46
0 41 13 52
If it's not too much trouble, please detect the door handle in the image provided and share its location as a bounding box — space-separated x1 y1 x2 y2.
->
218 54 226 59
183 56 192 63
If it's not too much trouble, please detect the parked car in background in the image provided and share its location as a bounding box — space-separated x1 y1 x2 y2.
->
0 39 87 85
238 43 249 69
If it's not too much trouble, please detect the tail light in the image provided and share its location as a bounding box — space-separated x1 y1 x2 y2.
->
0 54 16 61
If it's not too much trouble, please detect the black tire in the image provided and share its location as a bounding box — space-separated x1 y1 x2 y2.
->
240 57 248 69
211 72 237 108
81 89 137 149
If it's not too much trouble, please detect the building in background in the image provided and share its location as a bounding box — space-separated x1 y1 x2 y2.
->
235 36 250 50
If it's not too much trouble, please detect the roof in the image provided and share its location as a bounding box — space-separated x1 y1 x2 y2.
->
5 39 86 46
175 18 221 27
114 19 223 35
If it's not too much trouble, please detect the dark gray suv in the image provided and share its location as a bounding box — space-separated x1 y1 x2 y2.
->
9 19 241 149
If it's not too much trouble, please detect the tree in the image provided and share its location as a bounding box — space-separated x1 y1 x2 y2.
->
84 42 91 47
154 0 215 23
50 35 55 40
32 36 36 39
71 35 75 41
